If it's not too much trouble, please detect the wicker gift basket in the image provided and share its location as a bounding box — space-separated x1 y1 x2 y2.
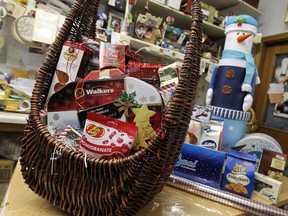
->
20 0 203 215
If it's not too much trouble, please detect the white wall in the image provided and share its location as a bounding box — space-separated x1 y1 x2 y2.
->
257 0 288 36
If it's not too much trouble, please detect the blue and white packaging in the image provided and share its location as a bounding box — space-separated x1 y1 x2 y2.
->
173 143 226 189
209 105 251 152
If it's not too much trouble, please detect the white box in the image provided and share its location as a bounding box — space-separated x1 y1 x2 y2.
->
47 110 81 131
166 0 182 10
253 172 283 204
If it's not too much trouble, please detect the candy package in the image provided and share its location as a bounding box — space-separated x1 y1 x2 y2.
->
80 112 138 159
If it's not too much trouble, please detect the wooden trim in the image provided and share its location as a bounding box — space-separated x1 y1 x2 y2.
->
262 32 288 44
253 33 288 153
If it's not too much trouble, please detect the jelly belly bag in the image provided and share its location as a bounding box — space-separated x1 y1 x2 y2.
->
221 149 257 198
80 112 138 159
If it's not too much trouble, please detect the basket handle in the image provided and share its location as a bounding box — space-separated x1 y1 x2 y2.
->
146 1 203 165
30 0 101 113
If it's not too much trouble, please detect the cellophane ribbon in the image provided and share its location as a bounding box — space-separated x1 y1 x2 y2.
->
168 175 287 216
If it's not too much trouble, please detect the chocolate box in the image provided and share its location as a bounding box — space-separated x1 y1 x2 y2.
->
258 149 287 181
173 143 226 189
253 172 283 204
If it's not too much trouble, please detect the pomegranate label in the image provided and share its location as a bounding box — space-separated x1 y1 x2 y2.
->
80 112 138 159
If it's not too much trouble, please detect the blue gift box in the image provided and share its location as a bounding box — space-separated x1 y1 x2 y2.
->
173 143 226 189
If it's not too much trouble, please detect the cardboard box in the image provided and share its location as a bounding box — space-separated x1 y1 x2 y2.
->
173 143 226 189
0 159 16 183
258 149 287 181
253 172 282 204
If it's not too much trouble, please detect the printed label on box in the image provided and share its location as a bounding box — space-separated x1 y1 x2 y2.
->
173 143 226 189
253 172 282 204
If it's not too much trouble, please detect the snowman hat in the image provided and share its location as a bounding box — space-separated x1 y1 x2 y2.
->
225 14 258 35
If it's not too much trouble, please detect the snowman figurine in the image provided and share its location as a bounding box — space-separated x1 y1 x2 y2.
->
206 15 260 111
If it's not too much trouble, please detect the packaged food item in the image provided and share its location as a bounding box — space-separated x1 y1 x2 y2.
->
173 143 226 189
184 119 202 145
47 77 163 131
99 42 126 72
80 112 138 159
221 149 257 198
209 106 251 152
198 120 224 150
157 62 181 87
126 61 165 88
253 172 283 204
234 133 283 171
258 149 287 181
48 41 93 98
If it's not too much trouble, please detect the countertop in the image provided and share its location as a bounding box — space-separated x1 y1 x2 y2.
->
2 162 288 216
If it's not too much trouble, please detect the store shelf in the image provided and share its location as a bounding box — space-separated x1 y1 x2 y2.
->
201 0 262 18
113 32 184 61
136 0 224 40
0 111 28 125
130 37 185 61
115 32 216 65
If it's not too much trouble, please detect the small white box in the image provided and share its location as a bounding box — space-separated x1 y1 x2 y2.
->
47 110 81 131
253 172 283 204
166 0 182 10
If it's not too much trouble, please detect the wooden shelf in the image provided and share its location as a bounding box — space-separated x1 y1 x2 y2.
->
135 0 225 40
201 0 262 18
130 37 185 61
116 33 216 65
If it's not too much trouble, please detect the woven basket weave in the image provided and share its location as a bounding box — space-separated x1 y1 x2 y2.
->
20 0 203 215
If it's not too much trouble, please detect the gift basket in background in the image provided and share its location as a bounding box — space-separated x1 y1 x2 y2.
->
20 0 202 215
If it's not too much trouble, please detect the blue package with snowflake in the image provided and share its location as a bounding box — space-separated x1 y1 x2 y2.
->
173 143 226 189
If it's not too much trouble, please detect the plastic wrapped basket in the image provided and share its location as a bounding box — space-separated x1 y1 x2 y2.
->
20 0 203 215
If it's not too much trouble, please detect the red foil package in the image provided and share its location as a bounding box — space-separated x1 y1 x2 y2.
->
80 112 138 159
126 61 166 88
99 42 126 72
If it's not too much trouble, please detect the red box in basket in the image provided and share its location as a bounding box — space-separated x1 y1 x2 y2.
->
47 77 163 131
126 61 166 88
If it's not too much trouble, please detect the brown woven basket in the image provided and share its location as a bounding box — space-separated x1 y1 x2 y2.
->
20 0 203 215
